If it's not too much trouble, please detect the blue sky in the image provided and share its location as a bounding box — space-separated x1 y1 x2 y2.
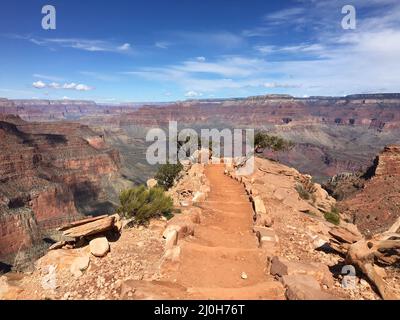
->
1 0 400 102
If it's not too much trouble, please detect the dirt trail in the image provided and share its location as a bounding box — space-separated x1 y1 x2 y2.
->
163 164 285 300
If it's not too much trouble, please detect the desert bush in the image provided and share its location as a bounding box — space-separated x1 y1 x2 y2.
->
254 131 294 153
324 207 341 225
117 185 173 225
155 162 183 190
295 183 311 200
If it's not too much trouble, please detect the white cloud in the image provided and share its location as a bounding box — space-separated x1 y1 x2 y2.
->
75 84 92 91
26 37 132 54
155 41 170 49
196 56 206 62
185 91 203 98
122 1 400 97
31 81 94 91
118 43 131 51
264 7 305 22
264 82 302 89
32 81 46 89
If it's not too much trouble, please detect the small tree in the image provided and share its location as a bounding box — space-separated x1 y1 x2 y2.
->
255 131 294 154
117 185 173 225
155 162 183 190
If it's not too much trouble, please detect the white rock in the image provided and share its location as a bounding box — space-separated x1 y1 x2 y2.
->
90 237 110 257
241 272 248 280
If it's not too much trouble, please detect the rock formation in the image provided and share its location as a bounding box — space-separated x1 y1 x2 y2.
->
2 94 400 182
0 115 129 267
336 145 400 235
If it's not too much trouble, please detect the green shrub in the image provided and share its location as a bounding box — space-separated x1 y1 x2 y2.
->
324 207 341 225
255 131 294 153
117 185 173 225
155 162 183 190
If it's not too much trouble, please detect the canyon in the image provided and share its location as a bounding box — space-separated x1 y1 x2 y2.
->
0 93 399 297
2 93 399 183
1 156 398 300
0 114 132 269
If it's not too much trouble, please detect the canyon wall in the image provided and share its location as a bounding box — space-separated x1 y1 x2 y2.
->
0 115 125 266
3 94 400 182
337 145 400 235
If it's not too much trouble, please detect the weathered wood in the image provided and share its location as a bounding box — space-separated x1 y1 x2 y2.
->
62 216 115 238
329 218 400 300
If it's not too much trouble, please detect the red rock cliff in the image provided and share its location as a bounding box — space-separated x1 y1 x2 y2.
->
0 116 121 264
338 145 400 235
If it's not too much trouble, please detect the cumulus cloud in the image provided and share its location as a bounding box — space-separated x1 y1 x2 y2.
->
32 81 46 89
118 43 131 51
123 1 400 97
185 90 203 98
32 81 94 91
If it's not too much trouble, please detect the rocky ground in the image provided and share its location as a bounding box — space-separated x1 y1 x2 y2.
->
1 154 399 300
0 223 165 300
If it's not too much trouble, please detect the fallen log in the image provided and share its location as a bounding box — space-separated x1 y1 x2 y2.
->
346 237 400 300
329 217 400 300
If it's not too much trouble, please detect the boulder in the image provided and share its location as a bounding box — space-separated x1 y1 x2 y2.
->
252 196 267 215
49 241 68 251
165 230 178 250
329 224 363 244
253 226 279 254
313 185 336 213
146 179 158 189
163 215 195 240
281 275 338 300
63 216 115 238
255 213 274 227
89 237 110 257
58 215 108 231
270 256 334 288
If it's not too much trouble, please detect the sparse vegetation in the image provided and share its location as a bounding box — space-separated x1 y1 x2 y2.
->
295 183 311 200
155 162 183 190
254 131 294 154
324 206 341 225
117 185 173 225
